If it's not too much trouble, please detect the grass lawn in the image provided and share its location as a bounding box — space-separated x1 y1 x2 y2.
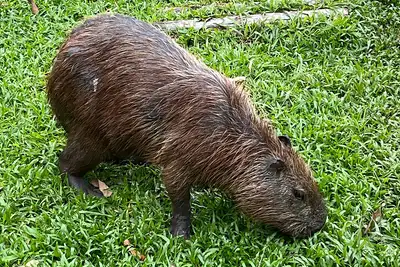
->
1 0 399 266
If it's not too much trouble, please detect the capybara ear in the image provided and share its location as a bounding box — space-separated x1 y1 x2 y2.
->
278 135 292 147
269 157 285 172
230 76 246 89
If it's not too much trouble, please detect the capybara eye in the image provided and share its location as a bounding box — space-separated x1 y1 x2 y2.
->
293 188 306 201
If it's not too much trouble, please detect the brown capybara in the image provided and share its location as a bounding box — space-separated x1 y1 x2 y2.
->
47 14 327 239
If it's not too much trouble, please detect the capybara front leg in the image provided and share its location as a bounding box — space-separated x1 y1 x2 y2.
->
170 193 191 239
163 174 192 239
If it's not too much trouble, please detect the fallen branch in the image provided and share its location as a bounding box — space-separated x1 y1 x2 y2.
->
155 8 349 31
164 0 322 14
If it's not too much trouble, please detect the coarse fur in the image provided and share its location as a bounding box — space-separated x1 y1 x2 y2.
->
47 13 327 238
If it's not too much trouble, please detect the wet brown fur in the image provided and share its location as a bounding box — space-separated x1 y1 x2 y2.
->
47 14 327 237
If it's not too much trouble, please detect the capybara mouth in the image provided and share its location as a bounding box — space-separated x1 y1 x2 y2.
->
290 218 327 238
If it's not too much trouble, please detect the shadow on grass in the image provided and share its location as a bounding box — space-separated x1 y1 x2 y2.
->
80 161 296 242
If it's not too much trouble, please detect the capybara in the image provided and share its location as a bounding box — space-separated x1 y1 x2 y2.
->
47 14 327 238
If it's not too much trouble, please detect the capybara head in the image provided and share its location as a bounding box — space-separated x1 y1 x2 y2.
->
229 130 327 237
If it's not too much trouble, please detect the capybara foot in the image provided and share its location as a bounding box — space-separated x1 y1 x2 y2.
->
67 174 104 198
171 214 191 239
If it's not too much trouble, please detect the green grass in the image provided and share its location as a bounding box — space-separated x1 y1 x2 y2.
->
1 0 399 266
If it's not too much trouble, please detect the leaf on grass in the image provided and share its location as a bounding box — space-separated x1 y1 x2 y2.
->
90 179 112 197
90 179 99 187
129 248 146 261
231 76 246 83
363 206 383 235
123 239 146 261
23 259 40 267
29 0 39 15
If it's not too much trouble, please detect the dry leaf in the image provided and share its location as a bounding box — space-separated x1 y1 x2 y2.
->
90 179 99 187
23 259 40 267
98 180 108 191
123 238 146 260
128 248 146 261
363 206 383 235
90 179 113 197
129 248 138 256
98 180 112 197
28 0 39 15
231 76 246 83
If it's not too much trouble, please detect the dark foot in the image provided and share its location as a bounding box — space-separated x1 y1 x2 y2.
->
67 174 104 198
171 214 191 239
170 197 191 239
164 173 192 239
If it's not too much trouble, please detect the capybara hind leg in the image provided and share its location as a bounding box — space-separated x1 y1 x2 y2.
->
59 135 106 197
164 174 192 239
67 174 103 198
